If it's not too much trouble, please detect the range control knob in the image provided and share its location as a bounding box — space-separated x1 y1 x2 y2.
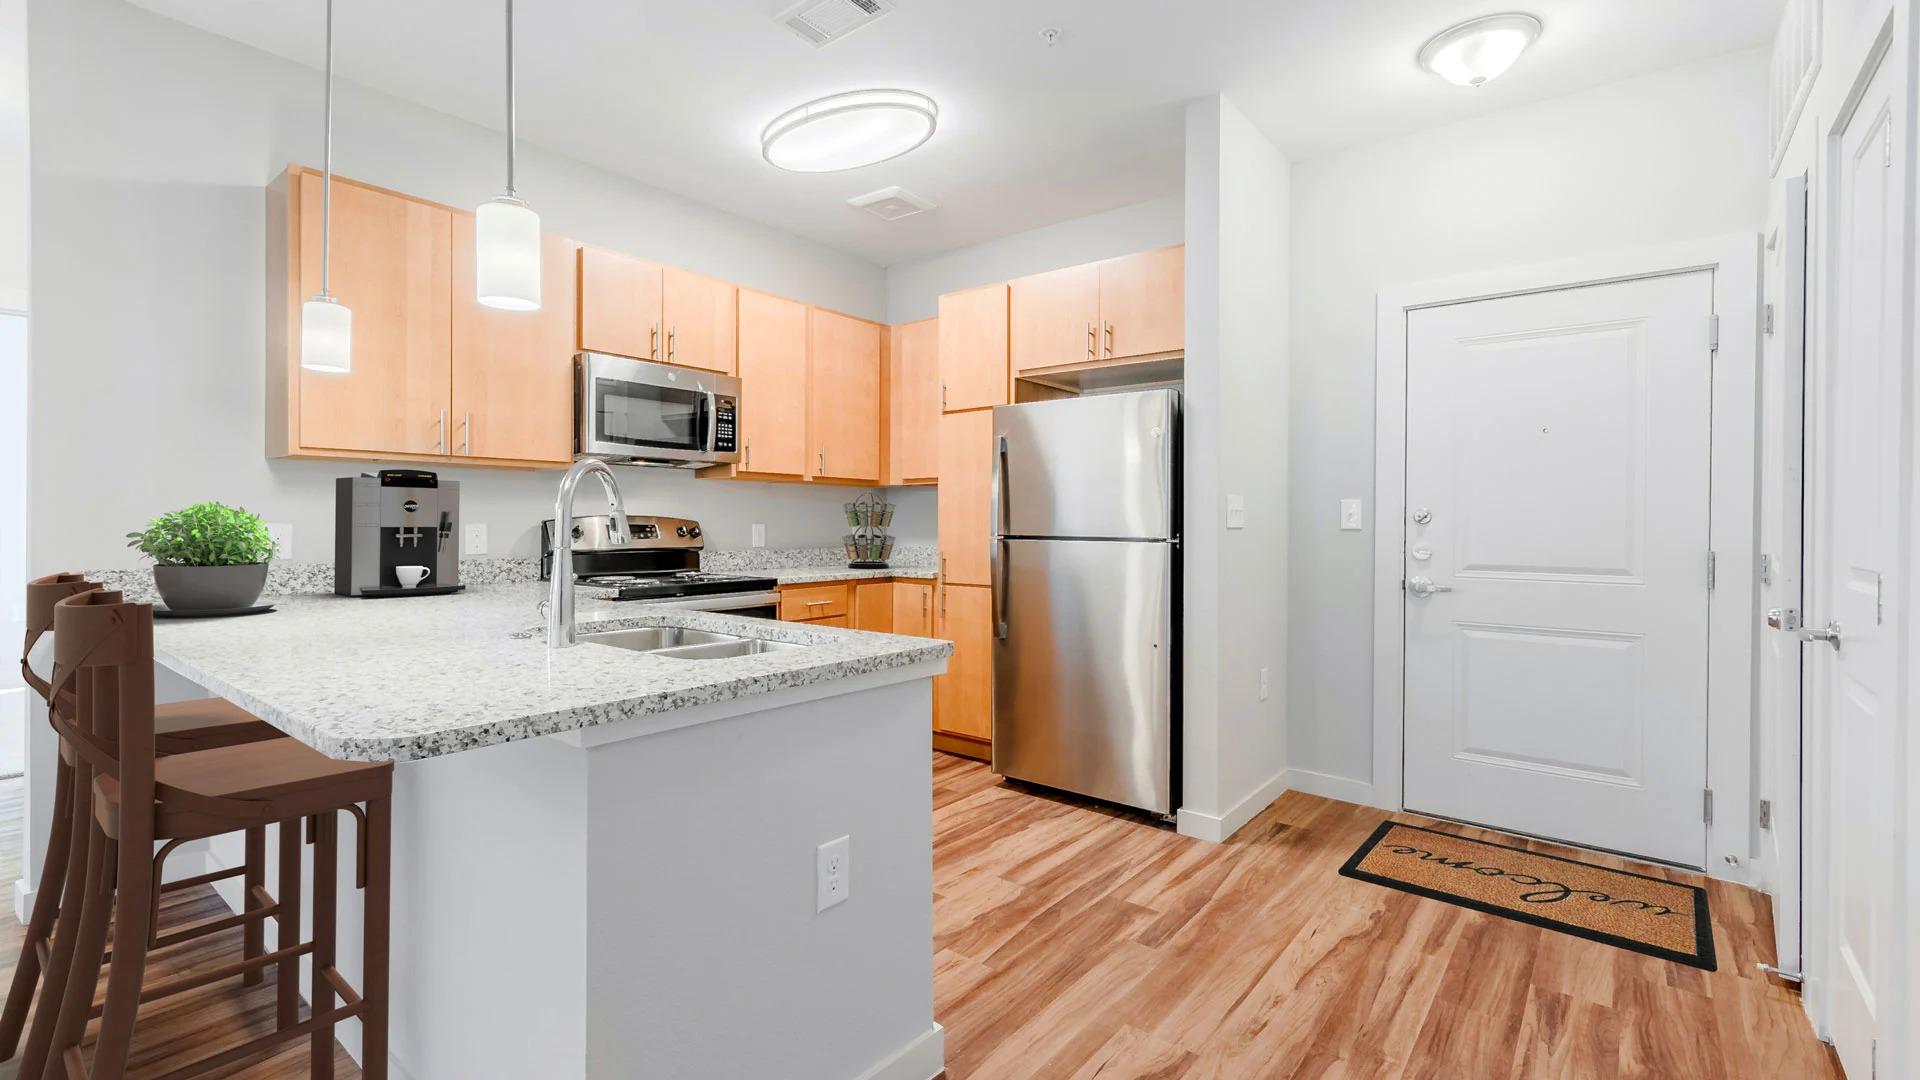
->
676 525 691 537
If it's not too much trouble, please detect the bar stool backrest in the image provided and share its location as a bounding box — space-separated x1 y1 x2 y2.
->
21 573 102 704
47 591 155 808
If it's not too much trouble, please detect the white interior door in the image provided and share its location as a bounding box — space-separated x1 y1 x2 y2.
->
1758 174 1808 975
1402 272 1716 868
1810 50 1900 1080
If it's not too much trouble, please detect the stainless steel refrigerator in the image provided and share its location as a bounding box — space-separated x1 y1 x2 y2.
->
990 388 1180 817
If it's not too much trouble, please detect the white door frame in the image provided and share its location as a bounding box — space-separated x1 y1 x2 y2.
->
1372 235 1763 881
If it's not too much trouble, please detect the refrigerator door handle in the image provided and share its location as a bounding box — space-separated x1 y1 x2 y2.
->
994 434 1011 538
993 538 1010 639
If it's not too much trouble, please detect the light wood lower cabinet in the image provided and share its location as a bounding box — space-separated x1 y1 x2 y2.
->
938 410 995 586
808 309 883 483
779 582 851 622
852 581 894 633
891 581 934 637
934 583 994 746
450 218 577 466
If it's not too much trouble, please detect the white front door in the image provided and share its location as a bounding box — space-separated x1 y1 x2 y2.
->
1758 174 1809 974
1402 272 1716 867
1810 50 1900 1079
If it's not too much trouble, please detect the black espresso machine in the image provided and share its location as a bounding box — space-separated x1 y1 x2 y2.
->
335 470 465 598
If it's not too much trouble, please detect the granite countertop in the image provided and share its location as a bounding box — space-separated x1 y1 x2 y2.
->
150 582 951 763
763 562 940 585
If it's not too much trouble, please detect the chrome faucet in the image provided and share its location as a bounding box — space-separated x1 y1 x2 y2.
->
547 457 630 648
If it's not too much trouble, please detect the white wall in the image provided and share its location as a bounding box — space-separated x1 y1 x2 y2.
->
25 0 931 576
1178 96 1290 841
1286 48 1773 793
883 195 1183 324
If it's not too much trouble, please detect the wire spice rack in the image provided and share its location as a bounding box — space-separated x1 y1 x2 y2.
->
843 491 895 569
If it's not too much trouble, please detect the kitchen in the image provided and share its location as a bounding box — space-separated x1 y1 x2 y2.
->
4 0 1910 1078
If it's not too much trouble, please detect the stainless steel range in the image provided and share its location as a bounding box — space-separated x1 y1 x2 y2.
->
540 515 778 617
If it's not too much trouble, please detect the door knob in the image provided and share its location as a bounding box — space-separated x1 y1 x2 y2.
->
1407 576 1453 598
1765 608 1801 632
1800 621 1841 649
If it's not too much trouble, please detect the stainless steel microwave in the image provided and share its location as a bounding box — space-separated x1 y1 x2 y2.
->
574 352 741 467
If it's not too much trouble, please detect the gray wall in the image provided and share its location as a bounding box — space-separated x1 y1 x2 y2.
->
27 0 929 575
1285 48 1772 793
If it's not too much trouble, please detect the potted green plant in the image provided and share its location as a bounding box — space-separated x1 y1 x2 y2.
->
127 502 278 611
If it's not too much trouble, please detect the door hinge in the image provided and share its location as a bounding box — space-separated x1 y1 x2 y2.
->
1763 303 1775 336
1708 313 1721 353
1703 788 1715 825
1759 798 1772 829
1706 550 1717 590
1759 552 1774 586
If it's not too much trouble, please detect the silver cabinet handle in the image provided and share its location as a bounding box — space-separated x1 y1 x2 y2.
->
668 326 677 363
744 440 751 470
1766 608 1802 632
1407 576 1454 598
818 449 826 475
650 323 659 359
437 408 447 454
1086 322 1095 359
460 410 473 455
1801 622 1842 649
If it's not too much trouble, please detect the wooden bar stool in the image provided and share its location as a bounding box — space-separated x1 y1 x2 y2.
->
2 573 287 1066
28 589 393 1080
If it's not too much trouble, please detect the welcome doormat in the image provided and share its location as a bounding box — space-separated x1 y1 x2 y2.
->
1339 820 1716 970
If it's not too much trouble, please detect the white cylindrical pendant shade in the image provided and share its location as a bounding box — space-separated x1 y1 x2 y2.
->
300 296 353 373
476 196 542 311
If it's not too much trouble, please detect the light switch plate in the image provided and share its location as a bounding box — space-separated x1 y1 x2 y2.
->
463 523 488 555
265 523 293 560
1225 494 1247 530
1339 499 1363 531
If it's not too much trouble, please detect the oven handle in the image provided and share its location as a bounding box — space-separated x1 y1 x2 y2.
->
705 390 718 455
672 590 781 613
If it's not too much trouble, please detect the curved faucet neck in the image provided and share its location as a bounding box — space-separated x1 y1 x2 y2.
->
548 457 629 648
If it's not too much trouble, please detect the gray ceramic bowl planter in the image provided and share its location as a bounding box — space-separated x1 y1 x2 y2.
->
151 562 269 611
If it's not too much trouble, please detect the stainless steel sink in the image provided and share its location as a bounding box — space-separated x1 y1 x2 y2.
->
581 625 805 660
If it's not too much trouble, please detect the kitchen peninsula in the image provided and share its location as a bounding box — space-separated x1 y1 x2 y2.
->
147 583 951 1080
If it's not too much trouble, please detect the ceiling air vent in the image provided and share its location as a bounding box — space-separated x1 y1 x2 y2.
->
848 186 937 221
780 0 895 48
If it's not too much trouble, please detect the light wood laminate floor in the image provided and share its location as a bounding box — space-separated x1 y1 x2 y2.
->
931 753 1844 1080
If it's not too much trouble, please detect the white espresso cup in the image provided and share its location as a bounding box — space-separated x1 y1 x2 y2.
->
395 565 433 589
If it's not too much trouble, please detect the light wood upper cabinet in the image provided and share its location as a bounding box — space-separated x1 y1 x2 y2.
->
577 246 664 360
888 318 940 484
661 267 737 375
938 409 995 587
450 217 577 465
938 284 1009 413
1010 263 1101 374
892 581 934 637
934 583 994 742
292 170 452 457
1098 246 1184 359
734 290 810 478
808 308 882 483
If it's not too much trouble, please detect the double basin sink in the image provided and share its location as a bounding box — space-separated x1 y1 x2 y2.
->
581 625 806 661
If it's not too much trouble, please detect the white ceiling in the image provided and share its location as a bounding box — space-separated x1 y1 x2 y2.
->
127 0 1782 266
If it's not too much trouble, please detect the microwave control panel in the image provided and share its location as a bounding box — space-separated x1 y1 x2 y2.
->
714 398 738 453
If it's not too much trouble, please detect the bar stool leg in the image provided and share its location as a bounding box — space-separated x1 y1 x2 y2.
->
362 796 391 1080
242 826 266 987
276 817 303 1030
88 812 157 1080
17 761 97 1080
311 811 338 1080
45 834 117 1080
0 757 74 1059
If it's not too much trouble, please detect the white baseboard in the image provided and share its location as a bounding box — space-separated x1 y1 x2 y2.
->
854 1022 945 1080
14 876 31 925
1177 766 1290 843
1281 767 1381 809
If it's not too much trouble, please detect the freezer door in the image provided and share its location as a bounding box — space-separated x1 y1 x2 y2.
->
993 389 1177 540
991 537 1174 814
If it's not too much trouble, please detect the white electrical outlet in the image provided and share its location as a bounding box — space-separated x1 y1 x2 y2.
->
816 835 850 912
752 523 766 548
463 523 488 555
1259 667 1271 701
1339 499 1363 531
265 523 294 560
1225 494 1247 530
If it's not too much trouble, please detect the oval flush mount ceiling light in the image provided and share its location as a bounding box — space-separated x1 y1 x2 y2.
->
761 89 938 172
1418 13 1542 87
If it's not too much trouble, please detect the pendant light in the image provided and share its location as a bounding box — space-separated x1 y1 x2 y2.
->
300 0 352 373
475 0 541 311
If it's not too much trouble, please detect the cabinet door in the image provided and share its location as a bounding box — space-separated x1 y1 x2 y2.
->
577 246 663 360
938 284 1008 413
808 308 882 483
934 583 993 742
450 217 576 465
662 267 737 375
887 318 940 484
735 290 810 478
937 409 994 586
1011 263 1101 374
1098 246 1184 359
891 582 934 636
853 581 894 633
297 172 452 456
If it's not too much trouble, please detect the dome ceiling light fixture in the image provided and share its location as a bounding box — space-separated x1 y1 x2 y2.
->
1418 13 1542 87
761 89 938 173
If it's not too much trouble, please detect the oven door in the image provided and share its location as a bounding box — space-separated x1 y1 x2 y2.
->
576 352 741 466
670 590 780 620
